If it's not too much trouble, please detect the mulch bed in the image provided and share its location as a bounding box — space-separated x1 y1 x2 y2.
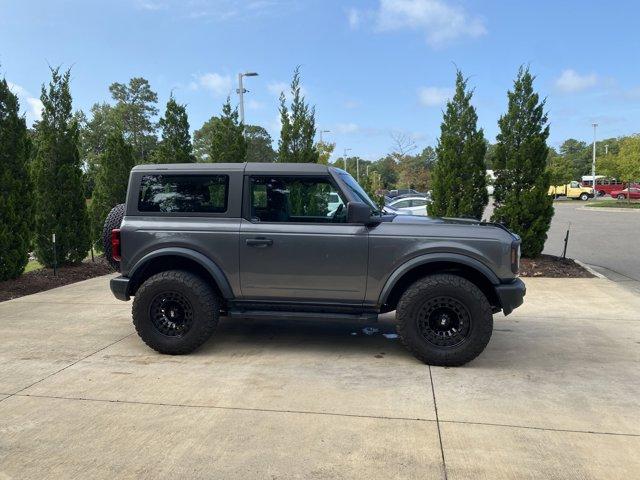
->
520 254 594 278
0 257 114 302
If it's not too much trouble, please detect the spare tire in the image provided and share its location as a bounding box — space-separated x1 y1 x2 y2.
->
102 203 125 271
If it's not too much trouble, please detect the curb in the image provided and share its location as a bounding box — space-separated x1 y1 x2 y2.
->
574 260 606 279
579 206 640 213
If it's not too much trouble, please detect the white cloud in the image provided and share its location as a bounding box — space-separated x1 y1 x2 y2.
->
347 7 361 29
373 0 486 47
196 73 233 97
336 122 360 134
267 81 289 97
418 86 453 106
7 82 43 124
555 69 598 93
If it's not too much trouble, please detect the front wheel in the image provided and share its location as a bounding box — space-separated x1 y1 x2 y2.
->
395 274 493 366
580 193 590 201
617 194 625 200
132 270 220 354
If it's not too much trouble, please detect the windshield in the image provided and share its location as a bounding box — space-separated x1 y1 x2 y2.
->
339 173 381 215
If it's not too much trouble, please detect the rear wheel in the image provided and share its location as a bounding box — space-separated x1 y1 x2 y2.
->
132 270 219 354
617 194 625 200
395 274 493 366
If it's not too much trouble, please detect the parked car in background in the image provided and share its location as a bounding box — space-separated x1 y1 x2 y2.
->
381 204 410 215
386 188 423 199
387 195 430 215
581 176 626 197
548 181 594 201
610 187 640 200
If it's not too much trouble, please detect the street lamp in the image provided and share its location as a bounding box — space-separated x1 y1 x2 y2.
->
319 130 331 143
237 71 259 125
343 147 352 171
591 123 598 194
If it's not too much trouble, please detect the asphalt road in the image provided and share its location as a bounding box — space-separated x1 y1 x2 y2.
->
543 200 640 284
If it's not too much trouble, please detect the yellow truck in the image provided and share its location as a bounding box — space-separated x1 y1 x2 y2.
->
548 181 594 201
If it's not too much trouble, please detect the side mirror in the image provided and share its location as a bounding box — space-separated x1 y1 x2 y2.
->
347 201 378 225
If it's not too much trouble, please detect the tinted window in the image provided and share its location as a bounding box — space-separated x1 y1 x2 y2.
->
393 200 411 208
250 176 346 223
412 199 427 206
138 174 228 213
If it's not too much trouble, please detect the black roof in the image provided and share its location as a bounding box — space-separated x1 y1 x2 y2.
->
131 162 335 175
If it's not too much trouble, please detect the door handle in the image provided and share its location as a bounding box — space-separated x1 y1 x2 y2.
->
245 238 273 247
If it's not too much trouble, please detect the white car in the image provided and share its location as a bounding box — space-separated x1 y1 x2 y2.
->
387 196 429 216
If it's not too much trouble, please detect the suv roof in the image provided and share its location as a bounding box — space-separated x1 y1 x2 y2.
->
132 162 335 175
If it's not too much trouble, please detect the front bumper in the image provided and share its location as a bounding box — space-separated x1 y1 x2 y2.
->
495 278 526 315
110 275 131 301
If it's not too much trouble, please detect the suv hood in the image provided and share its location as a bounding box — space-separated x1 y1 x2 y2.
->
383 214 519 239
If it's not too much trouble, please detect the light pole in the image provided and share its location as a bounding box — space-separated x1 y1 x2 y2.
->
319 129 331 144
237 71 259 125
591 123 598 194
343 147 351 172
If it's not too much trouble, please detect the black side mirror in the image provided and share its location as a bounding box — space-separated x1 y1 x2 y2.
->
347 201 378 225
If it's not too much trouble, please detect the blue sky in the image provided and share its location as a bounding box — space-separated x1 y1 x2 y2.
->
1 0 639 160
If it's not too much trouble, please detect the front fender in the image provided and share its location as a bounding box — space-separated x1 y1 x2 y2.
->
127 247 234 299
378 252 500 305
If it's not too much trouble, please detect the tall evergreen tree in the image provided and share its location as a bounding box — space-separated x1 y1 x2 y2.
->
152 96 193 164
430 70 487 219
193 97 246 162
0 78 33 280
245 125 276 162
278 67 319 163
89 131 135 248
491 66 553 257
109 77 158 162
32 67 90 266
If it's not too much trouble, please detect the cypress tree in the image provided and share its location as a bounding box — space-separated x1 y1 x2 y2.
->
278 67 319 163
194 97 246 163
0 78 33 280
89 131 135 248
491 66 554 257
32 68 90 266
152 96 193 164
430 70 487 219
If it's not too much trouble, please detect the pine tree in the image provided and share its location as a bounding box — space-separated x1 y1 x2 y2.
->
278 67 319 163
152 96 193 164
32 67 90 266
0 78 33 280
245 125 276 162
89 131 135 248
491 66 554 257
430 70 487 219
193 98 246 163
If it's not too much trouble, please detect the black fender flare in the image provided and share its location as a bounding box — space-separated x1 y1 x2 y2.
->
378 252 500 305
127 247 234 299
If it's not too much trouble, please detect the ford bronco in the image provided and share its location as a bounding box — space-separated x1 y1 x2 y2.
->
106 162 525 366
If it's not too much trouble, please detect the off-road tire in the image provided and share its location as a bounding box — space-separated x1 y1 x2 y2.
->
132 270 220 355
102 203 125 271
396 274 493 366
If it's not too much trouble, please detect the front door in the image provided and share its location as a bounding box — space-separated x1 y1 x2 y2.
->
239 175 368 303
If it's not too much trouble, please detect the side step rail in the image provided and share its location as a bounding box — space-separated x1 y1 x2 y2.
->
227 309 378 323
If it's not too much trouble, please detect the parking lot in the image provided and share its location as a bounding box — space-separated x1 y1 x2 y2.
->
1 274 639 479
543 199 640 291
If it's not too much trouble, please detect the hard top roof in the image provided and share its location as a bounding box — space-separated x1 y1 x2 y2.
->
132 162 336 175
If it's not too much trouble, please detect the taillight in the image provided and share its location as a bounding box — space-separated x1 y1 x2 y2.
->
111 229 121 261
510 241 520 274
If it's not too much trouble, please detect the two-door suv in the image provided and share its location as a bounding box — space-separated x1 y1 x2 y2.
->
107 162 525 366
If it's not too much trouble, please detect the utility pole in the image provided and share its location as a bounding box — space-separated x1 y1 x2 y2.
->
236 72 259 125
319 129 330 144
591 123 598 194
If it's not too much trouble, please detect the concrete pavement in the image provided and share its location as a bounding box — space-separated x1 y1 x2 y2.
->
1 274 639 479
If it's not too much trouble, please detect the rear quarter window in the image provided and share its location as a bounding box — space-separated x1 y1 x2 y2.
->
138 174 228 213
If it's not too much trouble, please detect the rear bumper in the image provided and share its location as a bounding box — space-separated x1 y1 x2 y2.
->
495 278 526 316
110 275 130 301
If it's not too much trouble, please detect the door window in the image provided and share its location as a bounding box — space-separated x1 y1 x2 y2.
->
249 176 346 223
392 199 411 208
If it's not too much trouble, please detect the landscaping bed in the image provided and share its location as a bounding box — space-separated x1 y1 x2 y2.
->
519 254 593 278
585 200 640 209
0 258 113 302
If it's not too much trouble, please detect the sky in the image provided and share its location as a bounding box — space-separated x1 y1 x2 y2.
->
1 0 639 161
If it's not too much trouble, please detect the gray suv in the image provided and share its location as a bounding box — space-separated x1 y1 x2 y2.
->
107 162 525 366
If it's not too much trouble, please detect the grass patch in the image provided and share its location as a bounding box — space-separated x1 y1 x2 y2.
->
23 259 43 273
586 200 640 209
